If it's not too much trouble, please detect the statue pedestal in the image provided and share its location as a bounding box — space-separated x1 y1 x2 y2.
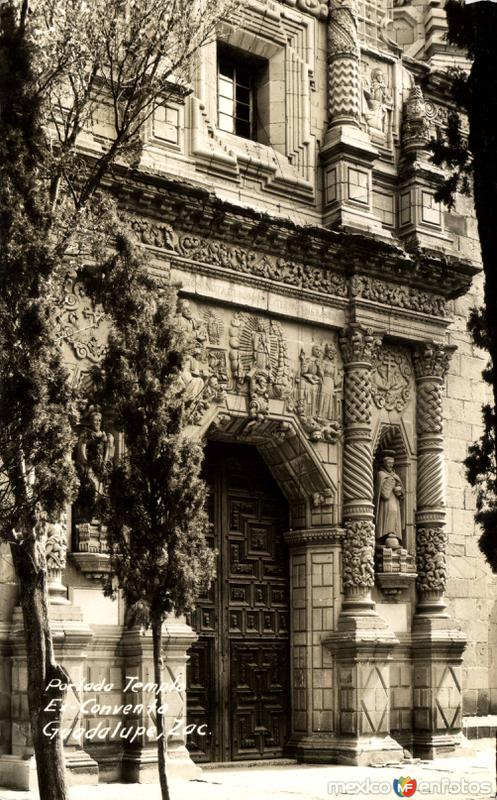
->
323 613 404 766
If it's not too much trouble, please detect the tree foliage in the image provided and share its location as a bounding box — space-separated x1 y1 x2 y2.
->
429 0 497 570
80 228 215 800
0 0 235 797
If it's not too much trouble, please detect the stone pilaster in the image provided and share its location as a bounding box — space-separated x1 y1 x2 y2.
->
324 325 402 765
284 526 343 761
121 616 200 783
412 342 467 759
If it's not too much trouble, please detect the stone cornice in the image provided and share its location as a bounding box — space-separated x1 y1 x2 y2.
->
284 527 345 545
104 165 479 304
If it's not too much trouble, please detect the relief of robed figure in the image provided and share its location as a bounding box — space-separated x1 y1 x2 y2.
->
374 449 404 548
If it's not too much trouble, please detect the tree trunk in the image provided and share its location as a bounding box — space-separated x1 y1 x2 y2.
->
152 617 171 800
10 541 69 800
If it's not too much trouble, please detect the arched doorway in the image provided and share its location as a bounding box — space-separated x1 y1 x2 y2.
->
186 440 291 763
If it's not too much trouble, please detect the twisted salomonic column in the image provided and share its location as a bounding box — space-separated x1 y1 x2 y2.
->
339 324 381 613
327 0 361 127
413 342 453 617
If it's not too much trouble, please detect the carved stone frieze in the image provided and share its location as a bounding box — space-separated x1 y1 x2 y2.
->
371 346 412 412
176 235 348 298
130 218 175 250
416 527 447 594
287 342 342 443
342 519 375 593
351 275 447 317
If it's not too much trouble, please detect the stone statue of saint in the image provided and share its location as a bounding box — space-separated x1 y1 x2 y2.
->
76 406 115 496
374 449 404 547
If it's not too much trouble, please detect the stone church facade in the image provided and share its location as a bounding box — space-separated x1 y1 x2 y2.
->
1 0 496 789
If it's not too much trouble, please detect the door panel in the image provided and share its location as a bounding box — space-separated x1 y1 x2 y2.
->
187 441 290 762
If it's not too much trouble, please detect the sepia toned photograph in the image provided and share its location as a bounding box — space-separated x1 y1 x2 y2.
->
0 0 497 799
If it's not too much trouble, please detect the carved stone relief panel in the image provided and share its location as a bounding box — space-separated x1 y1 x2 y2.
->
360 60 394 146
180 299 344 447
371 345 413 412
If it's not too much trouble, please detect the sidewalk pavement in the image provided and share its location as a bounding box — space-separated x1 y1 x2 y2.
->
1 740 495 800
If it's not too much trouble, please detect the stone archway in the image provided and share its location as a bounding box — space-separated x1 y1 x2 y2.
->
185 405 344 764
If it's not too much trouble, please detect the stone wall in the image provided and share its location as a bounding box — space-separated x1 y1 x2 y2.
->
445 267 497 716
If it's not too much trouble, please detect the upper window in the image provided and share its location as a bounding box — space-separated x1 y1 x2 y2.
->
217 44 266 141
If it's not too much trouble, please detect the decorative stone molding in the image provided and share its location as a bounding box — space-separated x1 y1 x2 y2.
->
375 545 416 598
351 275 447 317
176 235 348 298
371 345 412 412
279 0 329 19
413 341 454 381
284 527 345 546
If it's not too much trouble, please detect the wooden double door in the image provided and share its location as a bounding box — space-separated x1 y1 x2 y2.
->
186 441 290 763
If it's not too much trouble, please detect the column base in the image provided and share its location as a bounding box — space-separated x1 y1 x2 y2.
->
122 744 201 783
286 735 338 763
413 731 473 760
0 750 99 792
412 614 467 760
333 735 404 766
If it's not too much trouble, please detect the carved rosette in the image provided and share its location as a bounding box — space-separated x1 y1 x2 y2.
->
413 343 453 615
339 325 382 610
327 0 361 127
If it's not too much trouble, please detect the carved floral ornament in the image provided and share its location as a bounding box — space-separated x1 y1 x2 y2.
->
129 219 450 319
413 342 454 380
279 0 329 19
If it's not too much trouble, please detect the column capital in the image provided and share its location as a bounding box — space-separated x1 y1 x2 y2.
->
339 324 383 368
413 342 455 381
